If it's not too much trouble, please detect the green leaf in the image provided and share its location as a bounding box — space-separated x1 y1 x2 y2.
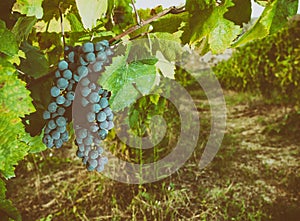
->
66 13 84 32
0 179 21 221
19 42 49 79
152 13 188 33
233 0 298 47
155 51 176 79
0 20 18 57
75 0 108 29
182 0 241 54
12 0 43 19
12 16 37 44
99 56 158 111
0 58 45 178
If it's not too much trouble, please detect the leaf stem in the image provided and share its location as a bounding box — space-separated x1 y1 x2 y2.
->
58 2 66 53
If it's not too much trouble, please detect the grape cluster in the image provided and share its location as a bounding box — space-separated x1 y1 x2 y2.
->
42 40 114 172
42 60 75 148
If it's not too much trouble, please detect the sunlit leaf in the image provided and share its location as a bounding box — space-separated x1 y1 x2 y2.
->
12 0 43 19
75 0 108 29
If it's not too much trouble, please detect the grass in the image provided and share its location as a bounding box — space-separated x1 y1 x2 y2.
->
6 90 300 221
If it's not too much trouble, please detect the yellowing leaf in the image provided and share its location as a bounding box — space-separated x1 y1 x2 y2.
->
13 0 43 19
75 0 108 29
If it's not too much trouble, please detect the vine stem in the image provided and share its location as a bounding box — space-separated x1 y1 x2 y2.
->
108 6 185 44
58 2 66 52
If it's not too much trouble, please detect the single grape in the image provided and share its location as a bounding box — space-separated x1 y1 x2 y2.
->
54 139 63 148
79 55 88 66
87 112 96 123
55 70 61 78
90 124 99 133
66 91 75 101
67 51 75 63
61 131 69 142
93 61 102 72
100 121 109 130
88 92 100 103
43 135 54 148
50 86 60 97
57 126 66 133
76 138 83 145
48 102 58 113
43 111 51 120
100 97 109 109
107 114 114 121
82 156 89 165
77 66 89 78
77 150 85 158
84 136 93 146
87 159 98 171
78 144 85 152
44 126 51 134
97 146 104 154
96 51 107 61
57 107 66 116
63 99 72 107
98 88 104 95
84 146 91 157
100 40 109 48
48 119 57 130
81 87 91 97
56 95 66 105
63 69 72 80
85 52 96 63
81 97 89 107
95 42 105 52
57 78 69 89
96 164 104 172
97 111 107 122
80 78 90 87
89 150 99 160
58 60 68 71
82 42 94 53
51 130 61 140
77 128 88 139
104 107 112 116
73 74 80 82
91 104 101 113
98 129 108 140
56 116 66 127
107 121 114 130
88 83 97 90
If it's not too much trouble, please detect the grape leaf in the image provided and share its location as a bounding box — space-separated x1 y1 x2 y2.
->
182 0 241 54
0 58 46 179
12 0 43 19
0 179 21 221
19 42 49 79
75 0 108 29
99 55 158 111
155 51 176 79
12 16 37 44
233 0 298 47
0 20 18 57
151 13 188 34
66 13 84 32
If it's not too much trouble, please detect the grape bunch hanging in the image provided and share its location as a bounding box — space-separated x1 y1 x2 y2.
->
42 40 114 172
